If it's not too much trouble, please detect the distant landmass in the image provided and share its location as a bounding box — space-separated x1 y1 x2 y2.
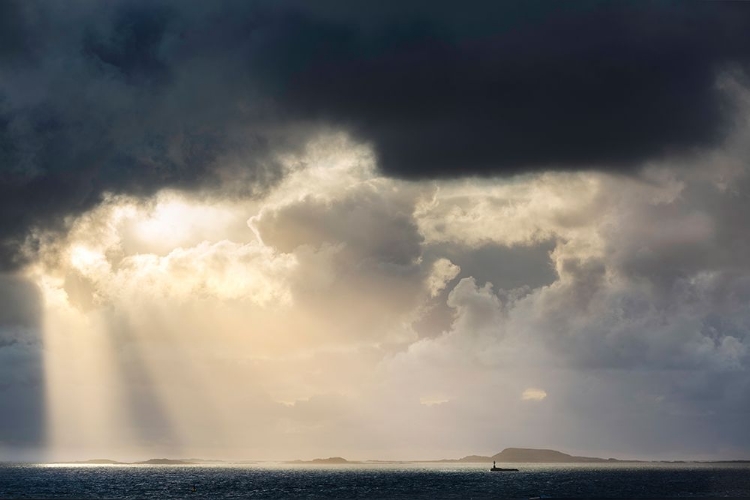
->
287 457 356 465
76 459 123 465
63 449 750 466
137 458 195 465
440 448 636 463
72 458 196 465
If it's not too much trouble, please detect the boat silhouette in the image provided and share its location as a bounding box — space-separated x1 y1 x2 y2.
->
490 461 519 472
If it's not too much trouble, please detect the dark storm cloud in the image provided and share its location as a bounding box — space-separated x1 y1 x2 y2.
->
265 1 750 177
2 1 750 269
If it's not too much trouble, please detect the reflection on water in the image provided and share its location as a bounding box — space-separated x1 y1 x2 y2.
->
2 462 750 499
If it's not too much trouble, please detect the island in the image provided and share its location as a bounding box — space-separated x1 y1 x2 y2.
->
439 447 634 463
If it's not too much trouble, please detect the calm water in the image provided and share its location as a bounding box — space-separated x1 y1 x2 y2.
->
1 462 749 499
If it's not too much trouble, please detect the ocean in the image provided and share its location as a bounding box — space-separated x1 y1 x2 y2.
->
1 462 749 499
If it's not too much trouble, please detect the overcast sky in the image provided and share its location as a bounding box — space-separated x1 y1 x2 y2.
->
2 1 750 462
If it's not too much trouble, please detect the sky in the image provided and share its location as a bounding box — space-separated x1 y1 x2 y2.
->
1 0 750 462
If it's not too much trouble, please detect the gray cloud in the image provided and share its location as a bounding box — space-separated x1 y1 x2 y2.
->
426 241 557 291
254 187 423 267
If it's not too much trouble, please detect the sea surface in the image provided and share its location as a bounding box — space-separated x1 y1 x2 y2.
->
1 462 749 499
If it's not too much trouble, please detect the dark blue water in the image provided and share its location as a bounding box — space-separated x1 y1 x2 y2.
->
1 463 749 499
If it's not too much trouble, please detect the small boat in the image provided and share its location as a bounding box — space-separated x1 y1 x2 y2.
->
490 461 518 472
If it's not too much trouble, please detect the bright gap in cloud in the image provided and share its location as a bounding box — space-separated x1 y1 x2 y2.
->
521 388 547 401
419 396 450 406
